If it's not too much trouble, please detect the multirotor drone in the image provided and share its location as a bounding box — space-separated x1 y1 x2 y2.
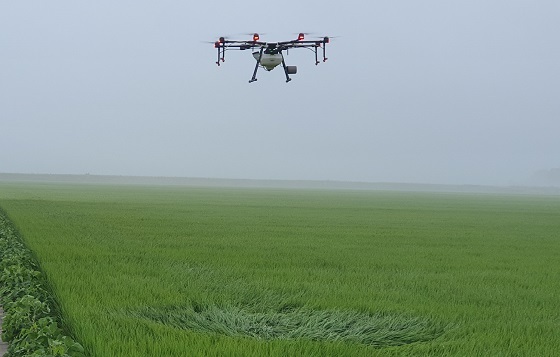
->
213 33 330 83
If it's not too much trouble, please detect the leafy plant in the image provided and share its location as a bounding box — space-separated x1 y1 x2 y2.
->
0 211 85 357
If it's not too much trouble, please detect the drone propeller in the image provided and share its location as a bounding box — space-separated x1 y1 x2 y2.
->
306 35 339 47
291 32 318 40
237 32 266 41
239 32 266 36
203 35 232 44
318 35 340 41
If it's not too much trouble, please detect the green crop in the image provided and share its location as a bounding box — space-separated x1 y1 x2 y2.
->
1 182 559 356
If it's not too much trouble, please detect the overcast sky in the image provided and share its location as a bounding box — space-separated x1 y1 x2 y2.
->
1 1 559 185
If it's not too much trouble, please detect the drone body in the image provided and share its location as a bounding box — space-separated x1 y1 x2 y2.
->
213 33 330 83
253 52 282 71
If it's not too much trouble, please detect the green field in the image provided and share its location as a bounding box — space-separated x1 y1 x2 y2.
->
1 182 559 356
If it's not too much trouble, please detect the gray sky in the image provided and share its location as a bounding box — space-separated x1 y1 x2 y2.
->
1 1 559 186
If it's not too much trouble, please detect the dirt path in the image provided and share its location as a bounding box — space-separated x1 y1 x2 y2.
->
0 307 8 356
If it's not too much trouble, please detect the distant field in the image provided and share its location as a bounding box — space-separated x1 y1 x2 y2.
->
1 182 559 356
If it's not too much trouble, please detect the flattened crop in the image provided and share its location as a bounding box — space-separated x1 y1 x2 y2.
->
128 303 447 347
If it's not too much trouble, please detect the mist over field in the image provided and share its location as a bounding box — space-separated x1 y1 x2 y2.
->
1 1 559 186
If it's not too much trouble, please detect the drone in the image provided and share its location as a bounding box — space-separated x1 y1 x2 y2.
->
213 33 330 83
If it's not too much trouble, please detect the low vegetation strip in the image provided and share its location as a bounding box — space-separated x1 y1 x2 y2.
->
0 210 84 357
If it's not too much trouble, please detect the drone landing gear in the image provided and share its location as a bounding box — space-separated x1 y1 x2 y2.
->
313 43 328 65
249 47 264 83
215 41 226 66
281 56 292 83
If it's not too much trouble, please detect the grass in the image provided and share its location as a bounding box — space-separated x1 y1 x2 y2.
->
0 181 559 356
